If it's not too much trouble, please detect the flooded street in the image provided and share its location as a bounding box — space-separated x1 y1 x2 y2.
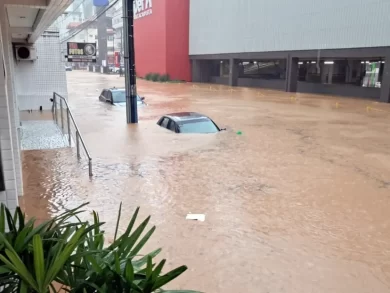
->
21 71 390 292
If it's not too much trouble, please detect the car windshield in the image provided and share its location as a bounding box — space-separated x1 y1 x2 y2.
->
112 91 126 103
179 120 219 133
112 91 142 103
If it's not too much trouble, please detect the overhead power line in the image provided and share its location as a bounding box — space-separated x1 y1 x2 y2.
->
60 0 119 43
56 0 86 27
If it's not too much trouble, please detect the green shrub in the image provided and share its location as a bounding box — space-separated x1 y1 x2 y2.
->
150 73 160 82
0 203 200 293
145 73 152 80
159 74 170 82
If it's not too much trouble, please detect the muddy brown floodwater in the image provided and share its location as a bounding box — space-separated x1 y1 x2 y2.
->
20 71 390 293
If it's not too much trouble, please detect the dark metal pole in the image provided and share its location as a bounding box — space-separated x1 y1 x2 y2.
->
123 0 138 123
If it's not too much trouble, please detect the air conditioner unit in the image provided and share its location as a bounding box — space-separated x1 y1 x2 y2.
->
15 45 37 61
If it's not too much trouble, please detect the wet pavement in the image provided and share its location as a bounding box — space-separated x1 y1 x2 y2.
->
21 120 68 150
20 71 390 293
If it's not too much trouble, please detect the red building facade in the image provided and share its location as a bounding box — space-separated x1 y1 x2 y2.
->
134 0 191 81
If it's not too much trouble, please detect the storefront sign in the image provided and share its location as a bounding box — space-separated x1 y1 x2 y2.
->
134 0 152 20
67 42 97 63
114 52 121 67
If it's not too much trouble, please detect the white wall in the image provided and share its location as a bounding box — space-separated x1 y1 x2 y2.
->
15 34 68 111
0 4 22 201
190 0 390 55
0 13 19 211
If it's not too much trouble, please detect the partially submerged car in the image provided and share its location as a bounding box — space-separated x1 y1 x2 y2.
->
157 112 222 133
99 88 145 106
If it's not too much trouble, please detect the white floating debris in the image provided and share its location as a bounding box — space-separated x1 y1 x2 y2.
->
186 214 205 222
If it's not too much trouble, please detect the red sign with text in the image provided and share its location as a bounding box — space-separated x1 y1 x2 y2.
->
114 52 120 67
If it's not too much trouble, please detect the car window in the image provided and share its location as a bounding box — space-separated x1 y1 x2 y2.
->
107 91 112 102
161 118 170 128
179 120 219 133
168 120 176 132
112 90 126 103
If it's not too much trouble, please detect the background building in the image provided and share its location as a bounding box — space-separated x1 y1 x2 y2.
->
189 0 390 102
112 0 191 81
56 1 115 69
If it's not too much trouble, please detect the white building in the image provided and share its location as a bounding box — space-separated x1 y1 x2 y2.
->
0 0 71 212
112 0 123 52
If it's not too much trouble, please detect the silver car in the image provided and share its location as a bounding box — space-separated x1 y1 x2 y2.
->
99 88 145 106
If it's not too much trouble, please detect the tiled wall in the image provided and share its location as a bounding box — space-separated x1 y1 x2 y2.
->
15 34 68 111
0 20 19 213
2 31 22 198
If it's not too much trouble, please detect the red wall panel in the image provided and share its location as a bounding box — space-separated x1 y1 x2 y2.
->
165 0 191 81
134 0 167 77
134 0 191 81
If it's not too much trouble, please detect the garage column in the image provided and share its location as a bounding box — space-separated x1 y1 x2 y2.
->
320 61 327 84
345 60 354 83
228 58 239 86
327 63 334 84
286 56 298 92
220 61 224 77
192 60 202 82
380 55 390 103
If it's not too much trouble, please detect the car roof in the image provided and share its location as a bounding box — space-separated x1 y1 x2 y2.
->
163 112 211 123
107 88 125 92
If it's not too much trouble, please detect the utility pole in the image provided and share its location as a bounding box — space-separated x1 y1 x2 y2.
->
123 0 138 123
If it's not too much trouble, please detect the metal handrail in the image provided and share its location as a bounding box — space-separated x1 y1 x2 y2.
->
52 92 92 177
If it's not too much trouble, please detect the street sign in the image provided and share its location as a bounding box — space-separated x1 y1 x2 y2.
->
66 42 97 63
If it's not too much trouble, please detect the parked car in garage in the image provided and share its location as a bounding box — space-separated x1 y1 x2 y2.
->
108 66 124 73
113 66 124 73
157 112 222 133
99 88 145 106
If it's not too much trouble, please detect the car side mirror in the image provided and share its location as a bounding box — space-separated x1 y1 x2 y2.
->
220 128 227 131
141 97 145 101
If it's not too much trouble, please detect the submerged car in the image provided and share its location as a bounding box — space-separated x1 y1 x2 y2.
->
157 112 222 133
99 88 145 106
